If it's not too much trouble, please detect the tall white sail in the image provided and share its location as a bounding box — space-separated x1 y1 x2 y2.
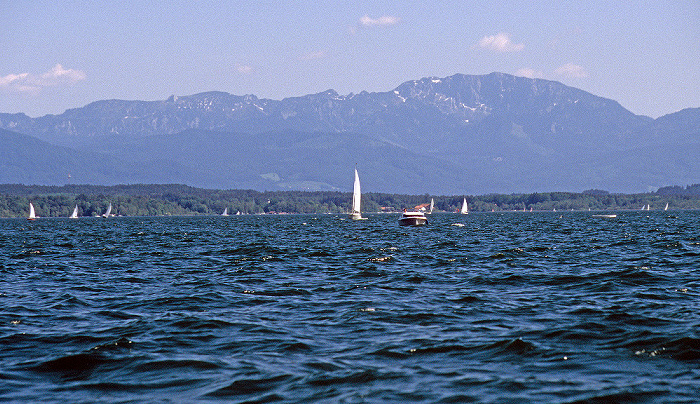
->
70 205 79 219
28 203 37 220
222 207 229 216
429 198 434 214
350 168 364 220
460 198 469 214
102 203 112 218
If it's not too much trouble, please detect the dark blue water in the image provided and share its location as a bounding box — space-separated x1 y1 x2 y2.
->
2 212 699 403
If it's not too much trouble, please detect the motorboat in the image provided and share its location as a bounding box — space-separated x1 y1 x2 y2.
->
399 210 427 226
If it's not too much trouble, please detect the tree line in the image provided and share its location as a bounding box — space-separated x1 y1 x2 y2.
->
1 183 700 218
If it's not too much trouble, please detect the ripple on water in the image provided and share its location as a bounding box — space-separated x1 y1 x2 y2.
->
2 213 700 402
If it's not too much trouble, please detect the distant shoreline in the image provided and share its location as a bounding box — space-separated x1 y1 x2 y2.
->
2 183 699 218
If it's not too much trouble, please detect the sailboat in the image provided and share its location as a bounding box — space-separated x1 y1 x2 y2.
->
222 207 229 216
426 198 434 214
460 198 469 214
664 202 669 211
27 203 37 221
69 205 79 219
102 203 112 218
349 168 366 220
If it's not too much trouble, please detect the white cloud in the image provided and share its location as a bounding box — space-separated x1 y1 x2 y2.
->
0 64 85 94
40 64 86 85
359 15 400 27
236 64 253 74
555 63 588 78
515 67 545 79
0 72 29 87
299 51 326 61
477 33 524 52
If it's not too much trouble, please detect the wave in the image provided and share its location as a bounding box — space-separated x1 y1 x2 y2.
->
4 213 700 403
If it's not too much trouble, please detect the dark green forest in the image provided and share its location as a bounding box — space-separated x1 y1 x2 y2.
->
2 183 700 218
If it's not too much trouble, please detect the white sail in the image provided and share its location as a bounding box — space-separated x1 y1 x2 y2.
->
664 202 669 211
222 207 229 216
102 203 112 218
460 198 469 214
28 203 37 220
350 168 365 220
429 198 434 214
70 205 79 219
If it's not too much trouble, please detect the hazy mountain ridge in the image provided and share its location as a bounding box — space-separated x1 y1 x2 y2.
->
0 73 650 145
1 72 698 193
0 128 201 186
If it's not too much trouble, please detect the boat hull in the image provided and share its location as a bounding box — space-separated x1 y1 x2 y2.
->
398 216 428 226
349 213 366 220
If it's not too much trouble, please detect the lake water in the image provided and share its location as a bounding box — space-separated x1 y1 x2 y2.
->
1 212 699 402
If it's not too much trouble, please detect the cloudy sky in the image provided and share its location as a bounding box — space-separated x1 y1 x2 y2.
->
1 0 698 118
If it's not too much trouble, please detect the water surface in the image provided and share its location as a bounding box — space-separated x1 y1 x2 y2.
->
1 212 699 402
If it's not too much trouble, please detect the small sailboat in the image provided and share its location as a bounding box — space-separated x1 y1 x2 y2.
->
69 205 79 219
349 168 366 220
27 203 37 221
427 198 434 214
222 207 229 216
664 202 669 211
460 198 469 215
102 203 112 218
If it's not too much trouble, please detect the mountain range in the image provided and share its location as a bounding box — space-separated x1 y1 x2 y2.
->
2 72 699 194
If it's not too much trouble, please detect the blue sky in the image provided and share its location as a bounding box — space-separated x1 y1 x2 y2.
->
1 1 698 118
